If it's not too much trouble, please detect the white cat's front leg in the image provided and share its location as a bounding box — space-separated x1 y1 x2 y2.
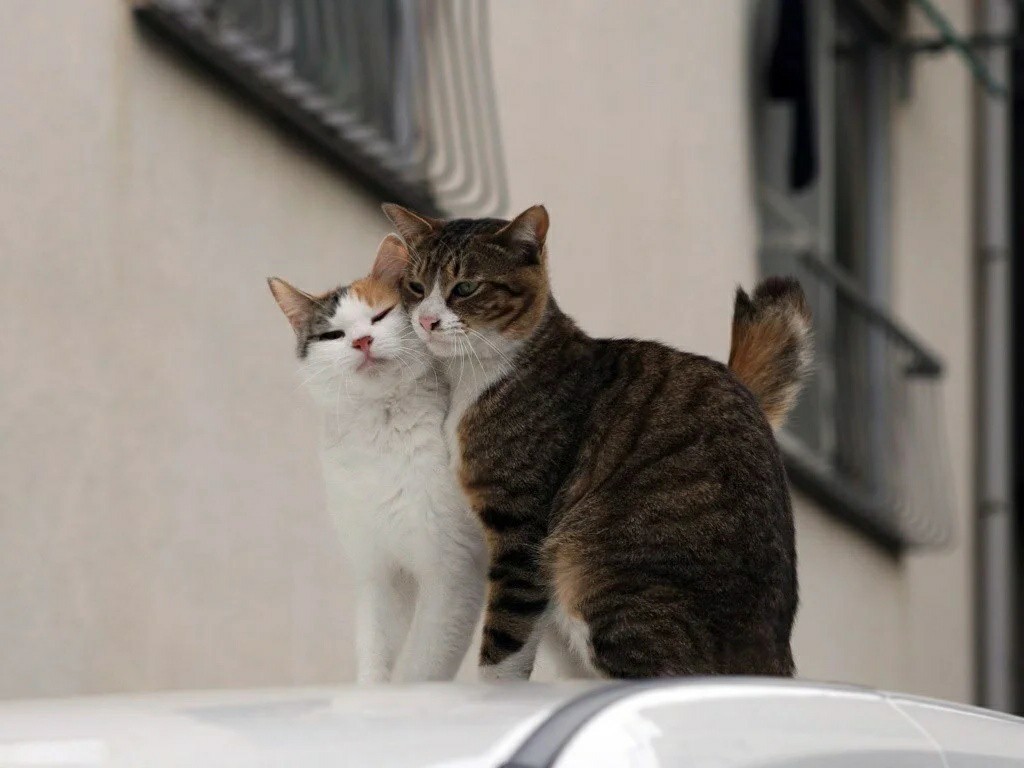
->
393 548 484 683
353 570 409 684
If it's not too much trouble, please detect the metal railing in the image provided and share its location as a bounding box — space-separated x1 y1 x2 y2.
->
769 248 955 549
134 0 509 217
758 182 955 548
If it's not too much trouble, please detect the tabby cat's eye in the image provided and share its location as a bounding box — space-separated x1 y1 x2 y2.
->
372 305 395 324
451 281 479 298
407 280 425 297
316 330 345 341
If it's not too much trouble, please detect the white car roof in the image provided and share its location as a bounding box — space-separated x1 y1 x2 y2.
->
0 679 1021 768
0 683 591 768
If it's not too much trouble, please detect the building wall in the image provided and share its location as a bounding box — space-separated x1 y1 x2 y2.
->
891 0 975 703
0 0 975 701
0 1 382 695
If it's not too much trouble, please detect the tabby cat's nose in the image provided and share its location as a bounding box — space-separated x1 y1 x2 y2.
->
419 315 441 332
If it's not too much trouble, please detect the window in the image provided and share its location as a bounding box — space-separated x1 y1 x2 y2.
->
754 0 953 548
134 0 508 217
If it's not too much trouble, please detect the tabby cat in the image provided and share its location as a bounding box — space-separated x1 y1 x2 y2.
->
383 203 811 680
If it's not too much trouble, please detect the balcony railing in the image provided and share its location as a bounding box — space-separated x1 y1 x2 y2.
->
768 248 955 549
134 0 509 217
757 181 955 549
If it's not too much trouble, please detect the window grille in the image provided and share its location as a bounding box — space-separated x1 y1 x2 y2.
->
134 0 509 217
755 0 955 548
767 236 954 548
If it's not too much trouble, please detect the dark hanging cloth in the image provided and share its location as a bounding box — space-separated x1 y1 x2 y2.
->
767 0 817 191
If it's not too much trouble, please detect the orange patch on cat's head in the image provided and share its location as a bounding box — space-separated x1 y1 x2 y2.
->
349 276 400 309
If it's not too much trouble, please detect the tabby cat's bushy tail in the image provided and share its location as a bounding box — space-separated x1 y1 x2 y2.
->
728 277 812 430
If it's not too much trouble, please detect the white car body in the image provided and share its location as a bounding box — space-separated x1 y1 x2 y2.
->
0 679 1021 767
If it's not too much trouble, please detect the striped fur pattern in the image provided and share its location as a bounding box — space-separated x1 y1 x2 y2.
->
384 203 809 680
729 277 812 430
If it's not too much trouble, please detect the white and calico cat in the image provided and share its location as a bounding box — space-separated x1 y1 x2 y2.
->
268 235 485 683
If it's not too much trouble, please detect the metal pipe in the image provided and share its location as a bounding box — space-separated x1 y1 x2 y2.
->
976 0 1015 714
914 0 1007 96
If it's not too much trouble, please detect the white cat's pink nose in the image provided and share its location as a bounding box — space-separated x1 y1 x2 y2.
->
419 315 440 332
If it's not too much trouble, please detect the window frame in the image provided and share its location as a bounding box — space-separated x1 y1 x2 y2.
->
754 0 945 550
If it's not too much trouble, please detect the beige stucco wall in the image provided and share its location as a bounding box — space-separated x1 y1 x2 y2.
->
0 1 383 695
0 1 974 702
891 0 976 703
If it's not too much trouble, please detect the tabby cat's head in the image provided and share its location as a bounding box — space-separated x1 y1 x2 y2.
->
381 204 551 360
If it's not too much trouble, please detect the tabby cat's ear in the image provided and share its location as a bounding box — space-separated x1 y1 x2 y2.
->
268 277 317 335
489 204 549 265
371 234 409 287
381 203 441 243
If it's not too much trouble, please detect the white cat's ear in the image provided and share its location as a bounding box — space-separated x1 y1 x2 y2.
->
268 277 317 335
381 203 441 243
489 205 549 264
371 234 409 287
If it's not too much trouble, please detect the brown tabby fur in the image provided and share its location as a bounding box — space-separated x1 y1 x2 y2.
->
385 203 811 679
729 278 812 429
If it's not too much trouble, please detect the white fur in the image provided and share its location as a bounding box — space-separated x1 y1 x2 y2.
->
299 292 485 683
549 605 599 678
479 621 546 682
478 610 599 682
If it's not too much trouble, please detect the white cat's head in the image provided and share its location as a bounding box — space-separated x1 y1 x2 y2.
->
269 236 428 404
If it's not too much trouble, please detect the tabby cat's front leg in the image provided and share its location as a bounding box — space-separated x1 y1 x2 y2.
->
477 513 549 681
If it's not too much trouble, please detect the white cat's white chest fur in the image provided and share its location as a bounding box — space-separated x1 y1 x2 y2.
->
310 370 484 685
321 383 469 572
